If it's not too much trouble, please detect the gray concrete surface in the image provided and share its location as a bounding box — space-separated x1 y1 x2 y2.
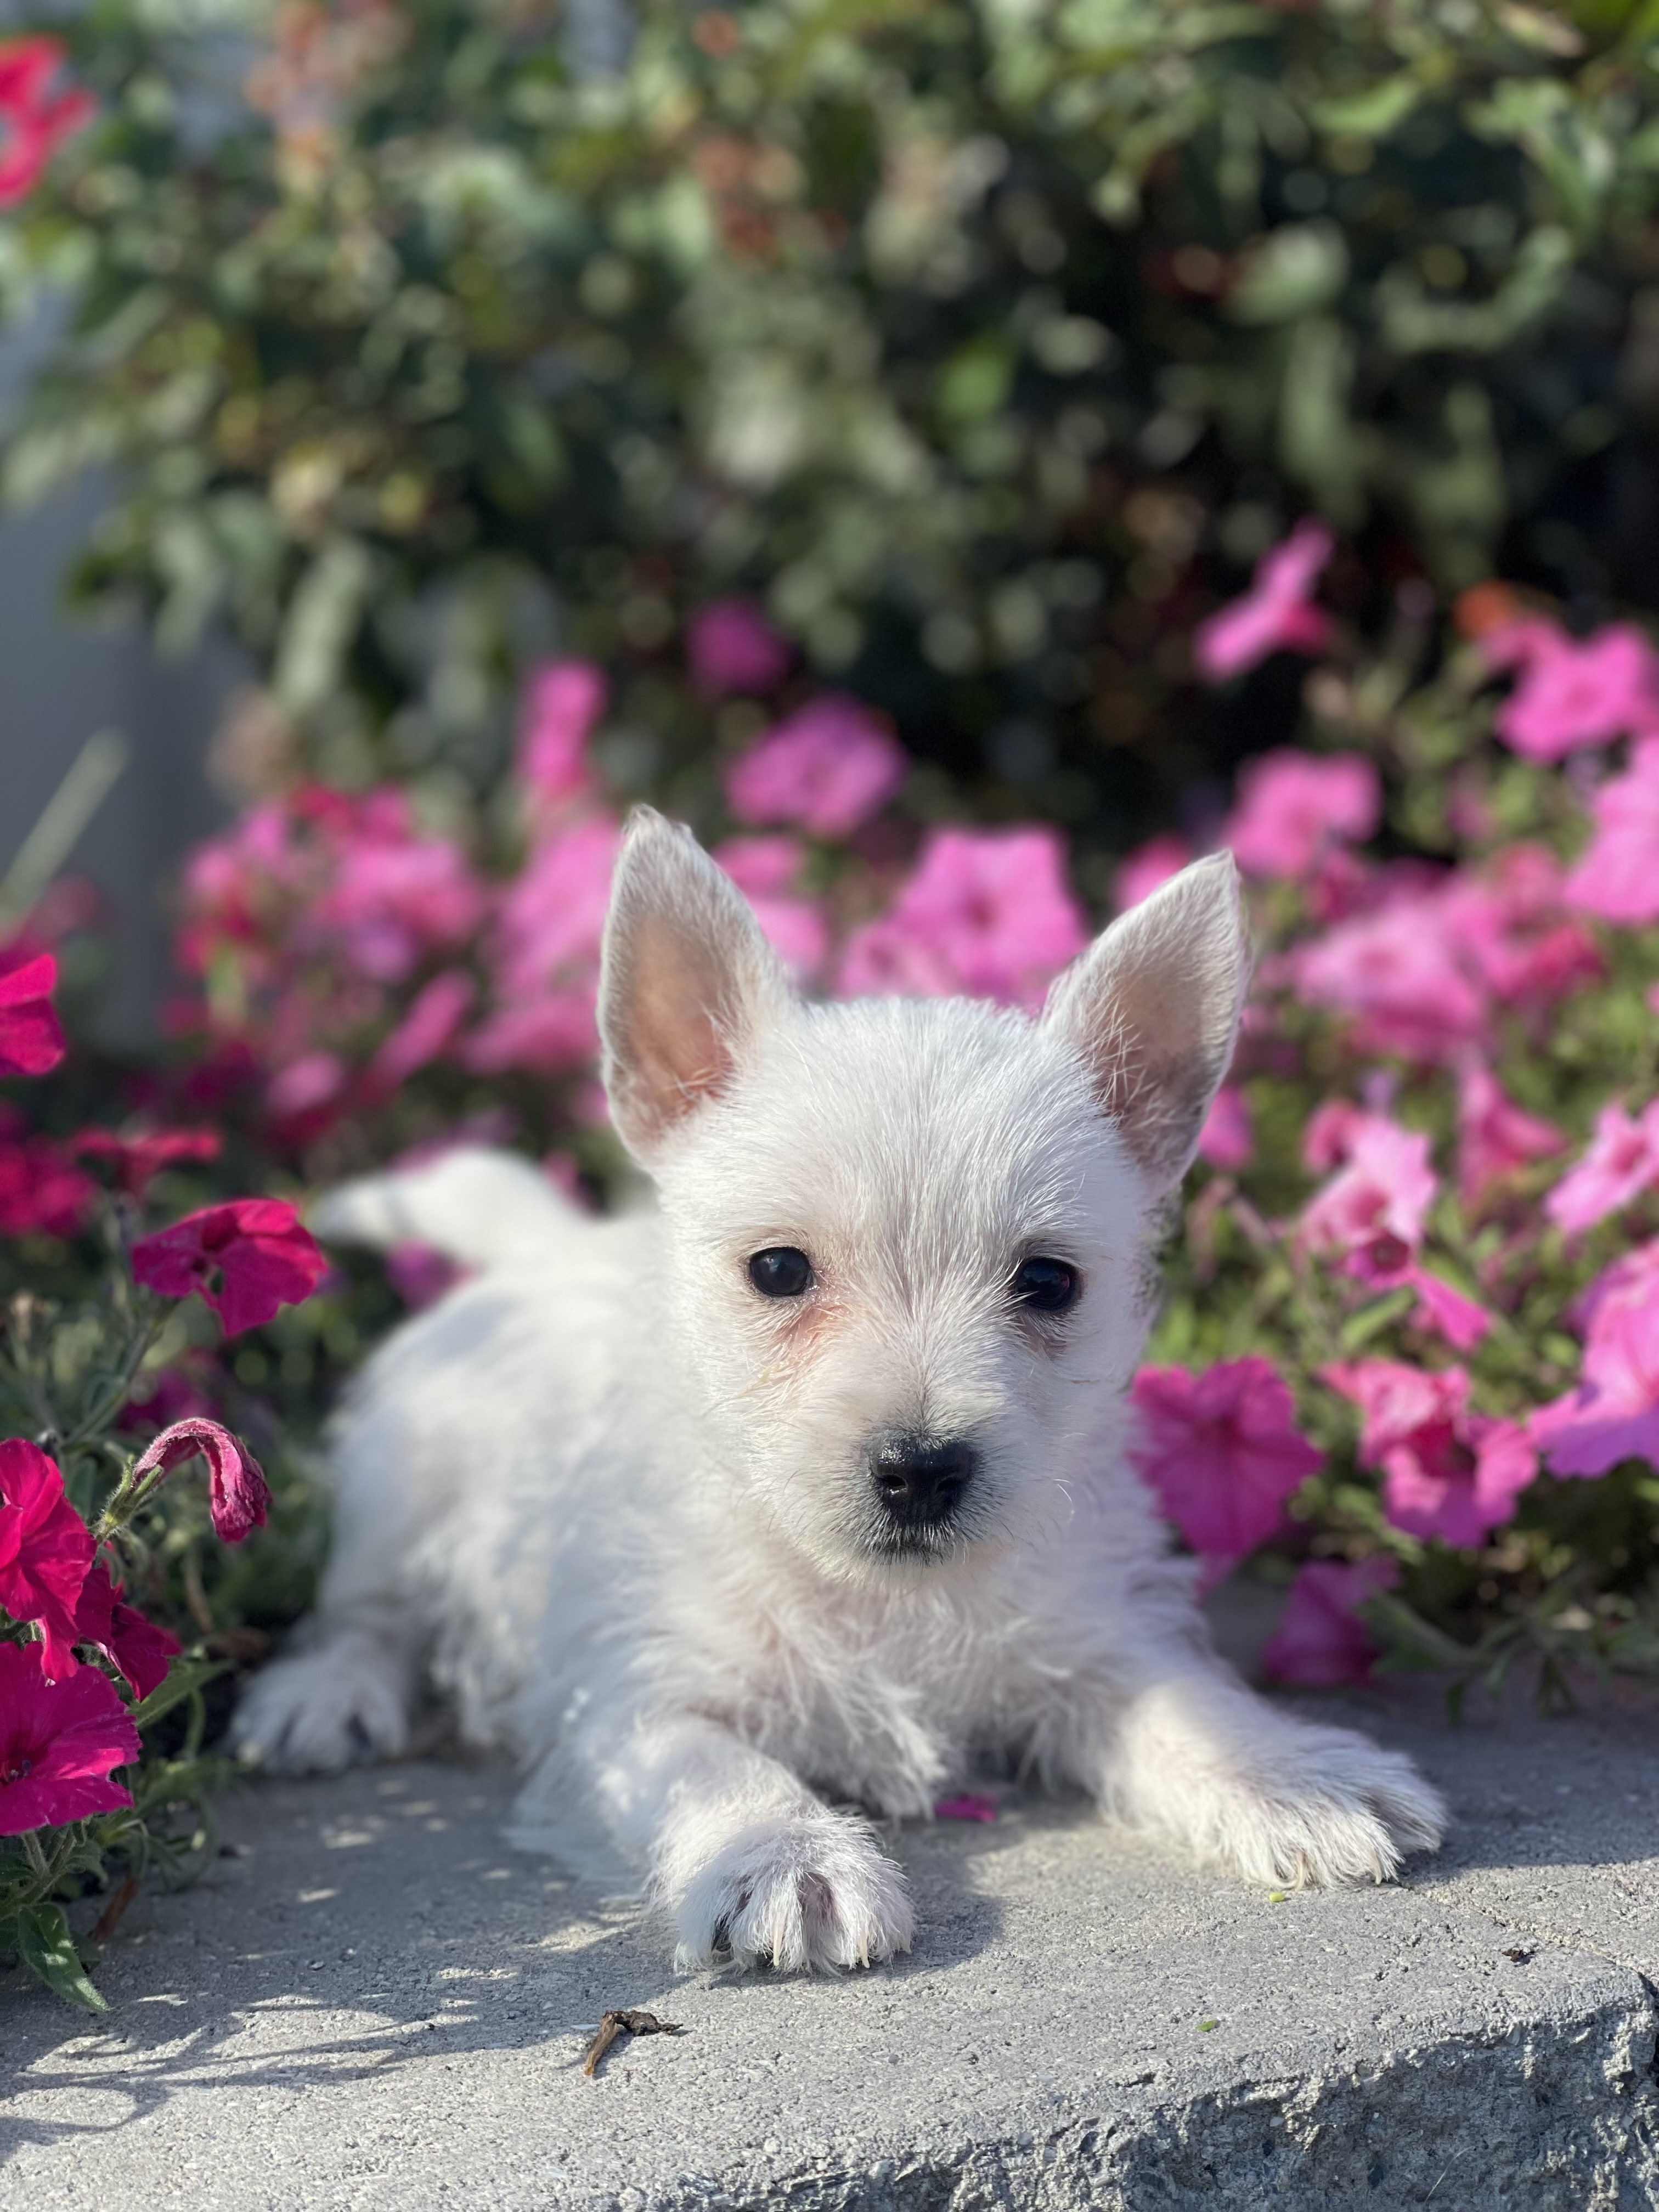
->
4 1696 1659 2210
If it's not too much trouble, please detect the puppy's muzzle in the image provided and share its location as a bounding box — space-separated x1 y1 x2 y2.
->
866 1432 978 1545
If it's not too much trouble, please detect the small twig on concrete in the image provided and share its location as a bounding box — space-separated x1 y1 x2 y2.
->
90 1875 140 1949
581 2008 682 2078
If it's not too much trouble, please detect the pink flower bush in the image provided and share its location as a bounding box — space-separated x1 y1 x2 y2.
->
1115 832 1192 912
1222 749 1380 881
466 816 622 1075
1562 738 1659 926
1543 1101 1659 1236
1531 1295 1659 1479
1323 1359 1536 1546
838 826 1087 1007
1490 620 1659 761
688 599 792 697
1261 1559 1400 1689
1197 1086 1254 1171
129 1417 272 1544
72 1125 222 1198
1298 1111 1488 1348
0 953 65 1075
131 1198 326 1337
1194 519 1333 682
0 1442 92 1679
1128 1358 1322 1562
713 836 829 979
726 695 907 839
517 659 605 815
1456 1066 1564 1213
0 1643 140 1836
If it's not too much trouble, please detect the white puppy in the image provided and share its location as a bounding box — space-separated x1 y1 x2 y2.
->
234 809 1444 1971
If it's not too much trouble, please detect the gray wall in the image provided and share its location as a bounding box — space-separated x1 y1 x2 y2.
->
0 475 235 1049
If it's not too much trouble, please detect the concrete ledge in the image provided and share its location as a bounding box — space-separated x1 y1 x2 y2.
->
5 1700 1659 2210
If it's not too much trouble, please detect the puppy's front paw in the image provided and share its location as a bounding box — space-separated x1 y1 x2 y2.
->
673 1813 914 1974
232 1638 410 1774
1221 1731 1446 1889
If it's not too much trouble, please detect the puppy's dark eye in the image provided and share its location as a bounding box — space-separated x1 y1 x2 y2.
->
748 1246 814 1299
1011 1257 1079 1314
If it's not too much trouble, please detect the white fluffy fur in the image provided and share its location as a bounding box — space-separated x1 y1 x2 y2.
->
234 811 1445 1971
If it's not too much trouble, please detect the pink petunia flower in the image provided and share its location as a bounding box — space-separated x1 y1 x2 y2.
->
688 599 793 697
0 1440 92 1679
1563 736 1659 926
1543 1100 1659 1237
1455 1065 1565 1213
726 696 906 839
713 836 829 980
516 659 606 815
1323 1359 1536 1546
131 1199 327 1338
364 970 476 1095
1128 1358 1322 1560
1114 833 1193 913
0 1640 140 1837
1289 889 1487 1063
72 1562 180 1701
130 1416 273 1544
1568 1238 1659 1339
1221 749 1380 881
1260 1557 1400 1689
0 952 65 1075
0 38 94 207
1197 1086 1254 1171
1194 520 1334 683
1491 621 1659 761
71 1125 222 1198
0 1129 94 1236
837 827 1088 1009
467 816 622 1076
1299 1114 1437 1282
1531 1296 1659 1478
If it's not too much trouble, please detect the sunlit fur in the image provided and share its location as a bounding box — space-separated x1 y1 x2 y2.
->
234 815 1444 1973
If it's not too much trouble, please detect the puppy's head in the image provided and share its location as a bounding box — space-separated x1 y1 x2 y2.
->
598 809 1246 1584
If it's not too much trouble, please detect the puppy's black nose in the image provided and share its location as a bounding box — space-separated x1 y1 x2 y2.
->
868 1435 977 1525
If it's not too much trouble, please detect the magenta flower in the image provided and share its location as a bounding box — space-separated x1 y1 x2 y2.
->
71 1124 222 1198
517 659 605 814
0 1641 140 1837
131 1198 327 1337
1456 1066 1565 1213
0 1129 94 1237
713 836 830 980
1531 1295 1659 1478
1128 1358 1322 1560
72 1562 180 1701
1114 833 1193 912
1543 1101 1659 1237
1323 1359 1536 1546
0 1441 93 1679
0 38 94 208
131 1417 273 1544
1564 737 1659 926
1197 1086 1254 1171
1194 520 1334 683
688 598 793 697
1289 890 1487 1063
725 695 906 839
1492 622 1659 761
838 826 1088 1009
385 1239 463 1310
466 816 622 1076
365 970 476 1094
1569 1238 1659 1339
0 953 65 1076
1299 1114 1437 1280
1222 749 1380 881
1260 1558 1399 1689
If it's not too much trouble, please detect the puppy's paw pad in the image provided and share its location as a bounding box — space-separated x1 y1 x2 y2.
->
232 1643 409 1775
676 1817 913 1974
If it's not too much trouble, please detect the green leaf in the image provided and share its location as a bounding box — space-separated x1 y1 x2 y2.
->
15 1903 105 2012
131 1657 228 1735
1306 76 1421 140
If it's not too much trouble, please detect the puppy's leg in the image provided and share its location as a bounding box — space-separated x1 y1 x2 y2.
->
578 1714 913 1972
1079 1657 1445 1888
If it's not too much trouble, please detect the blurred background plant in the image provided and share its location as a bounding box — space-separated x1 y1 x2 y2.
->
3 0 1659 1841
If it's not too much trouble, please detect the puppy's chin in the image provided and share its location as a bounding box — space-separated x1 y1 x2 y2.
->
787 1510 1013 1592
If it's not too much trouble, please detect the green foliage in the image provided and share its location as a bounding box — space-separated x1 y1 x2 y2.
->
8 0 1659 857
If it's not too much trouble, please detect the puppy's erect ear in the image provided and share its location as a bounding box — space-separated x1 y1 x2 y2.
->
598 806 792 1159
1041 851 1249 1192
